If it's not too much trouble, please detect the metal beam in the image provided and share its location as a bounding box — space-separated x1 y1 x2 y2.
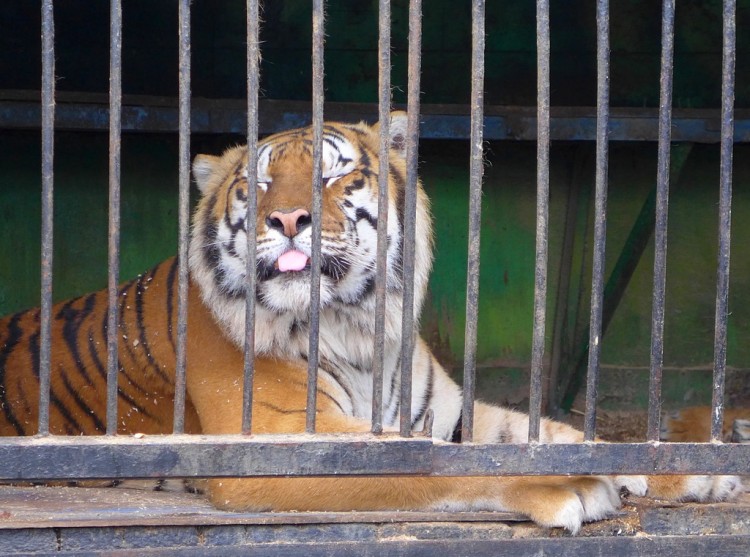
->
1 92 749 142
1 435 749 480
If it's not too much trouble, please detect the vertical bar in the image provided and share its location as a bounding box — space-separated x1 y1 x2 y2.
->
306 0 325 433
583 0 610 441
399 0 422 438
173 0 191 434
38 0 55 436
646 0 675 442
242 0 261 435
371 0 391 434
461 0 486 444
711 0 736 442
528 0 550 443
106 0 123 436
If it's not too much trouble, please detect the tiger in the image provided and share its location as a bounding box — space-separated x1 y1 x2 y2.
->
662 406 750 442
0 112 743 534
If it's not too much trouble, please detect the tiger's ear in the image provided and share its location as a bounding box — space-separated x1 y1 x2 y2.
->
374 111 409 159
192 154 221 194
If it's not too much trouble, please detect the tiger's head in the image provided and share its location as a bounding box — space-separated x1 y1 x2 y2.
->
188 112 433 353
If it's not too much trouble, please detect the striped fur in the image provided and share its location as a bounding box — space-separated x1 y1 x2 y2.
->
0 113 743 532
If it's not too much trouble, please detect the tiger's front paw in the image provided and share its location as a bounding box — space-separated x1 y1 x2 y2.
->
510 476 621 534
679 475 744 502
643 475 744 502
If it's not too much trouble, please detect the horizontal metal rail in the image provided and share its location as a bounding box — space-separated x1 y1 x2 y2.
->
0 436 749 480
2 94 749 142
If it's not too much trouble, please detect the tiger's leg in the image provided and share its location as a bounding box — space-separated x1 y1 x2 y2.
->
186 358 620 532
473 400 744 503
208 474 618 534
661 406 750 442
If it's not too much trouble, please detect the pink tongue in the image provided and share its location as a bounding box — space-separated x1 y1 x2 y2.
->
277 250 309 272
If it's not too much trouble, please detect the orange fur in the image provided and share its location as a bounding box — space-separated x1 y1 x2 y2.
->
662 406 749 442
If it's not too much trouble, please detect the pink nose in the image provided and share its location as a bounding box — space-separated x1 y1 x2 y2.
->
266 208 312 237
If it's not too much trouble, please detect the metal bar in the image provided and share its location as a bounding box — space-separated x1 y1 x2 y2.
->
37 0 55 437
646 0 675 442
371 0 391 434
306 0 325 433
1 437 750 479
711 0 736 442
4 97 750 143
461 0 486 444
106 0 123 436
559 144 693 413
399 0 422 437
172 0 191 435
528 0 550 442
583 0 610 441
242 0 261 435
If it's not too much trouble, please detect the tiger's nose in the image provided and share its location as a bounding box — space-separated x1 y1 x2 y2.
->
266 208 312 238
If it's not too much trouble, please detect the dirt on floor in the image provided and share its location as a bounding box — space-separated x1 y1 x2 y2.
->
564 409 650 442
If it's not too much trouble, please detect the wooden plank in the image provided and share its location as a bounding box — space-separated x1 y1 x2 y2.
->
0 486 523 530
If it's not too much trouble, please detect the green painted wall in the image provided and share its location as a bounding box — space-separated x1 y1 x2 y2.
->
0 132 179 310
2 134 749 411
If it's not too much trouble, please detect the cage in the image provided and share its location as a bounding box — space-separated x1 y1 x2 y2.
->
0 0 749 554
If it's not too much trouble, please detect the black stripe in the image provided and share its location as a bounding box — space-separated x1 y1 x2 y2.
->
390 162 407 280
57 294 98 388
412 357 434 427
28 328 88 434
344 177 366 196
384 352 402 427
257 401 307 415
0 312 26 435
321 255 350 282
57 293 110 432
390 162 406 226
451 413 463 443
58 363 106 433
134 270 172 385
355 207 378 230
288 378 347 416
164 258 178 354
86 328 156 421
315 357 356 414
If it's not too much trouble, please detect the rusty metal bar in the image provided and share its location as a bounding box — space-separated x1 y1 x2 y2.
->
399 0 422 438
528 0 550 442
4 96 750 143
242 0 261 435
172 0 191 435
583 0 610 441
711 0 736 442
646 0 675 442
37 0 55 437
371 0 391 434
1 437 750 479
105 0 123 436
461 0 486 444
306 0 325 433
